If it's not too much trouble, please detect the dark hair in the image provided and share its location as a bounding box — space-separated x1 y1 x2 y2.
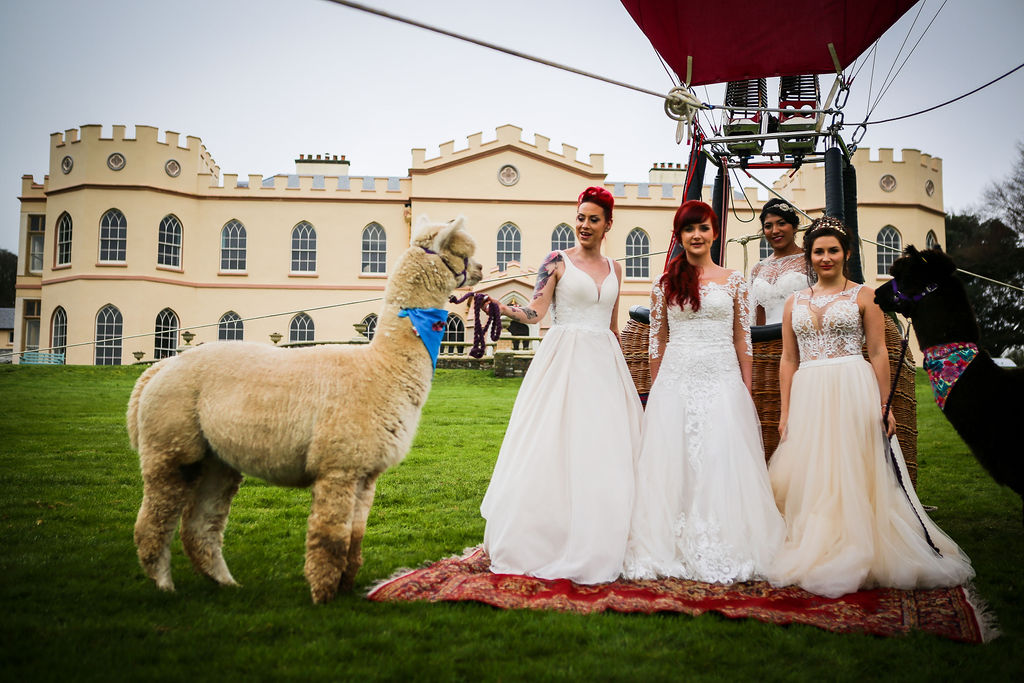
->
662 200 720 312
578 186 614 221
802 216 851 280
759 198 800 231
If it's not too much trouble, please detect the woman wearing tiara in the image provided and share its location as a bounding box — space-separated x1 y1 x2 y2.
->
480 186 643 585
766 217 974 597
749 198 812 325
623 200 785 584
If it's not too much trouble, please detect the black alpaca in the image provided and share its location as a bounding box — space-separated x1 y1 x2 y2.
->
875 245 1023 503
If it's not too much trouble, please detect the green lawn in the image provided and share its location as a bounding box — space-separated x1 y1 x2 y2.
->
0 365 1020 681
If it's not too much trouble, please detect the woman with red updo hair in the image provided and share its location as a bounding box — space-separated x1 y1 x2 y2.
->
481 186 643 585
622 201 785 583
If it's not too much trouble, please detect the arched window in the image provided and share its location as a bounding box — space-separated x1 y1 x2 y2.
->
291 221 317 272
876 226 902 276
551 223 575 251
99 209 127 262
360 313 378 341
361 222 386 274
56 213 73 266
289 312 315 343
926 230 940 250
218 311 244 341
220 220 247 271
626 228 651 279
51 307 67 359
759 236 772 260
94 304 123 365
158 215 182 268
496 223 521 271
154 308 179 359
443 313 466 355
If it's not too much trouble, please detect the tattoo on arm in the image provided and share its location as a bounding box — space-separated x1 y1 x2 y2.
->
533 252 564 299
511 306 538 321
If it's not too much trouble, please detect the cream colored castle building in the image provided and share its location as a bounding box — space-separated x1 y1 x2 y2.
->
12 123 944 365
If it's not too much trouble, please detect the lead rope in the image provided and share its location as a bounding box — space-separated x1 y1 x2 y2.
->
882 320 942 556
449 292 501 358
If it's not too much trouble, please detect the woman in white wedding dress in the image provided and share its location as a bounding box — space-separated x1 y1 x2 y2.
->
623 201 785 583
766 218 974 598
749 198 811 325
481 187 643 585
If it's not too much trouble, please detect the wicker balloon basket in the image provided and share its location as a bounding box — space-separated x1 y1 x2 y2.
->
620 315 918 487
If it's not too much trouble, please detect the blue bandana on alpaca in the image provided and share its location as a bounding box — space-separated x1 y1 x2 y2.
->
398 307 449 370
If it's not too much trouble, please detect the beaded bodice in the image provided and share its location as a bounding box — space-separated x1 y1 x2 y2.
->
649 270 752 361
791 285 865 361
749 253 811 325
550 252 616 333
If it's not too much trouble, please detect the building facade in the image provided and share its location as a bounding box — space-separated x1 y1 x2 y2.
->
13 123 945 364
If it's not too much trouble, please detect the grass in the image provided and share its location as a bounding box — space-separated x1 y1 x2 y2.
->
0 365 1021 681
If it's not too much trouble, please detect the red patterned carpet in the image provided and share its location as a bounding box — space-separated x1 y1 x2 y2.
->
368 547 990 643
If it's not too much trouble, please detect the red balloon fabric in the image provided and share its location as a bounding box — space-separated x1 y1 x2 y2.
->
620 0 918 87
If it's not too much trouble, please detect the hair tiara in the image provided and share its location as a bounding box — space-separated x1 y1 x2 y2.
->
808 215 847 235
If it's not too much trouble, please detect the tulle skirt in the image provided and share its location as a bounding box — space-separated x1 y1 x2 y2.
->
481 325 643 584
623 343 785 583
766 355 974 597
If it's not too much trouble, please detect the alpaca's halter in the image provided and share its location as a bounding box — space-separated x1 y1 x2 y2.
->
449 292 502 358
887 278 938 316
421 246 470 287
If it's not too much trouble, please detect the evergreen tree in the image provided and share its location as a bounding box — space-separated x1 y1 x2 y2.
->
944 213 1024 356
0 248 16 308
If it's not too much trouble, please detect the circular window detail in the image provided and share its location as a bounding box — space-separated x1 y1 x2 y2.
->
879 174 897 192
107 152 126 171
498 164 520 187
925 179 935 196
60 155 74 174
165 159 181 177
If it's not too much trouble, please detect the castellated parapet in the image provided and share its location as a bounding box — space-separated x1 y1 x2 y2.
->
38 125 409 201
773 147 944 215
411 124 605 176
47 125 218 195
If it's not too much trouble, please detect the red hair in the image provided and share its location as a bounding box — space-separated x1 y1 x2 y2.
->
578 186 614 220
662 201 720 312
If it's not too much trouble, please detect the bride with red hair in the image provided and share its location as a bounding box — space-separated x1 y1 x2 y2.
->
481 186 643 585
623 201 785 583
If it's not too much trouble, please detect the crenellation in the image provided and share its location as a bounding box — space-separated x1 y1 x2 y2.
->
164 131 180 149
249 174 263 189
561 143 577 163
80 124 102 143
534 134 549 153
467 132 483 149
135 125 158 144
439 140 455 157
589 154 604 174
112 124 127 141
496 124 523 144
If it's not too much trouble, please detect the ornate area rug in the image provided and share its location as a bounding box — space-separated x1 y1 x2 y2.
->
368 547 994 643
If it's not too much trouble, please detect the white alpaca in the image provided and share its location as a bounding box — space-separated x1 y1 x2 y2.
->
127 216 481 603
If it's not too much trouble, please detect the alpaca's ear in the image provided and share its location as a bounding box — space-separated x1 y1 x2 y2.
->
410 214 436 247
433 216 467 252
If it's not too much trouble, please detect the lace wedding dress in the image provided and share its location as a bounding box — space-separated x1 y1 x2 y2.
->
481 252 643 584
749 253 810 324
766 286 974 597
623 271 785 583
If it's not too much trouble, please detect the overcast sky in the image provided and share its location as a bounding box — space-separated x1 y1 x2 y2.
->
2 0 1022 254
